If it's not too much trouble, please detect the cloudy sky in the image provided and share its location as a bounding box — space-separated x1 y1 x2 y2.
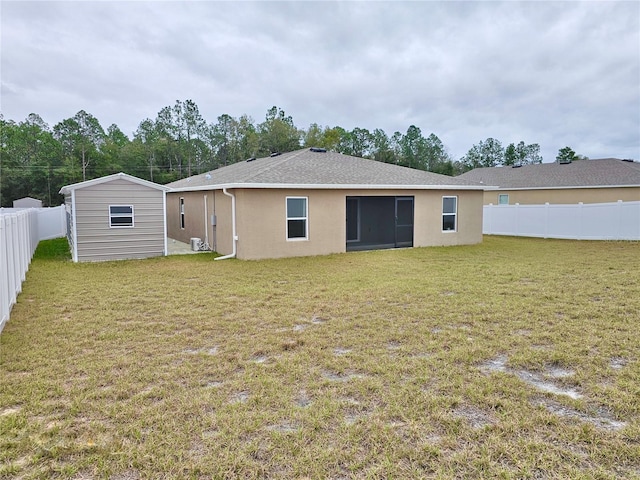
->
2 1 639 163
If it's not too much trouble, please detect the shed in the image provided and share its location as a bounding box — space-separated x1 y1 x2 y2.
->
166 148 488 260
13 197 43 208
59 173 169 262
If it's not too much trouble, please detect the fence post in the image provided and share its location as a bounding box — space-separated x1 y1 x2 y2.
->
0 216 8 332
616 200 623 240
544 203 549 238
578 202 583 240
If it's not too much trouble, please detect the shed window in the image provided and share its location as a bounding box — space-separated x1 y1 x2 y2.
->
498 194 509 205
442 196 457 232
286 197 308 240
109 205 134 228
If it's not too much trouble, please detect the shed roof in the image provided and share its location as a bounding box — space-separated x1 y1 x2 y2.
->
59 172 170 195
456 159 640 189
167 148 486 192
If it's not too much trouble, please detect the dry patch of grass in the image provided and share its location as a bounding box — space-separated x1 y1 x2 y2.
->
1 236 639 479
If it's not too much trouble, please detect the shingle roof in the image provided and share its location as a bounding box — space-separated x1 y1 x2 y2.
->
167 149 485 191
60 172 170 194
456 159 640 189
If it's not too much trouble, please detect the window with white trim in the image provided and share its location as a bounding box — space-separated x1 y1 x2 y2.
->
442 196 457 232
179 197 185 229
286 197 308 240
109 205 134 228
498 194 509 205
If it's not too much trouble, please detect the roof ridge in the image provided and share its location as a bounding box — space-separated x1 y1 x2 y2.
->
242 149 308 183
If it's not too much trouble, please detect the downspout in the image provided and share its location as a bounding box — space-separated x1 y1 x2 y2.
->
203 194 209 247
215 188 237 260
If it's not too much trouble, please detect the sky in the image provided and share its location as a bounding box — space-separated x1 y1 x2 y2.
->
1 1 639 164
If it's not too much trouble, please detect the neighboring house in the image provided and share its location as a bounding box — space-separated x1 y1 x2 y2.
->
166 148 487 260
13 197 43 208
60 173 169 262
457 158 640 205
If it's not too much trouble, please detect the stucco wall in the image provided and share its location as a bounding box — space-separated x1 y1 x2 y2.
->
413 190 484 247
166 190 232 254
233 188 484 260
483 187 639 205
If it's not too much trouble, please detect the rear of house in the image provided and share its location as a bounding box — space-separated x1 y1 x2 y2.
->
60 173 169 262
166 149 485 260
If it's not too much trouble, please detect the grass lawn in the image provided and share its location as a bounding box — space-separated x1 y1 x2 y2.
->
1 236 639 479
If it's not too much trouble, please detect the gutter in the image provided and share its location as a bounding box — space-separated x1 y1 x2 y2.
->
168 182 490 193
215 188 237 260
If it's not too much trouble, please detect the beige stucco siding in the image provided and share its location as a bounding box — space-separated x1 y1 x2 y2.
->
234 189 344 260
166 190 233 254
413 190 484 247
232 188 483 260
74 179 165 261
484 187 639 205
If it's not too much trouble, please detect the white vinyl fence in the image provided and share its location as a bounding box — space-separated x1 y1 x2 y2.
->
483 201 640 240
0 206 66 333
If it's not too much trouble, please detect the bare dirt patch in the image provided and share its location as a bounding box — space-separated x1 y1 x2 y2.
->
184 346 218 355
0 406 22 416
609 357 628 370
533 397 626 432
481 355 582 399
452 405 496 429
230 391 250 404
333 347 352 356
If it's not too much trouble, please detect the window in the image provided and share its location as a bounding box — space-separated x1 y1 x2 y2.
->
498 194 509 205
109 205 134 228
286 197 308 240
442 196 457 232
179 197 185 229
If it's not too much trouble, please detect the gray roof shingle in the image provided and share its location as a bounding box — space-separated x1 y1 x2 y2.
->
456 159 640 189
167 149 485 191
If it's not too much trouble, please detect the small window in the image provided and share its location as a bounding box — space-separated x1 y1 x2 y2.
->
180 198 185 229
498 194 509 205
286 197 308 240
442 196 457 232
109 205 134 228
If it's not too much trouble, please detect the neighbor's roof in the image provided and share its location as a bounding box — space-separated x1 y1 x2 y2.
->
167 149 486 191
456 159 640 190
60 172 170 194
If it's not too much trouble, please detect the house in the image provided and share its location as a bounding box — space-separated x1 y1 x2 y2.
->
59 173 170 262
12 197 43 208
165 148 487 260
456 158 640 205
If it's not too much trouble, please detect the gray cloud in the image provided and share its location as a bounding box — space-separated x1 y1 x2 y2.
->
2 1 638 163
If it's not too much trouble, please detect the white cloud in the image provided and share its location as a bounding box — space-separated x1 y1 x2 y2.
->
1 1 638 162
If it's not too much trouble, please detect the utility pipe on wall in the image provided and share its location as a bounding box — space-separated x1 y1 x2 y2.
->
203 194 209 247
215 188 237 260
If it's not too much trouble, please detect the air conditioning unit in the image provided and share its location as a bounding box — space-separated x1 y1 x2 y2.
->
190 238 201 251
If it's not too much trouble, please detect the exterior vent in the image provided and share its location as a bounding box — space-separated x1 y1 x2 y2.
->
309 147 327 153
621 159 634 163
558 159 572 165
270 152 281 157
246 157 256 162
512 164 522 168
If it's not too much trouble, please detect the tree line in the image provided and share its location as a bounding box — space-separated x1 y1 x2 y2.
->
1 100 548 206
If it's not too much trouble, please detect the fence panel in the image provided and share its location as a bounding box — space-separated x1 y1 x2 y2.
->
0 207 66 334
484 201 640 240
